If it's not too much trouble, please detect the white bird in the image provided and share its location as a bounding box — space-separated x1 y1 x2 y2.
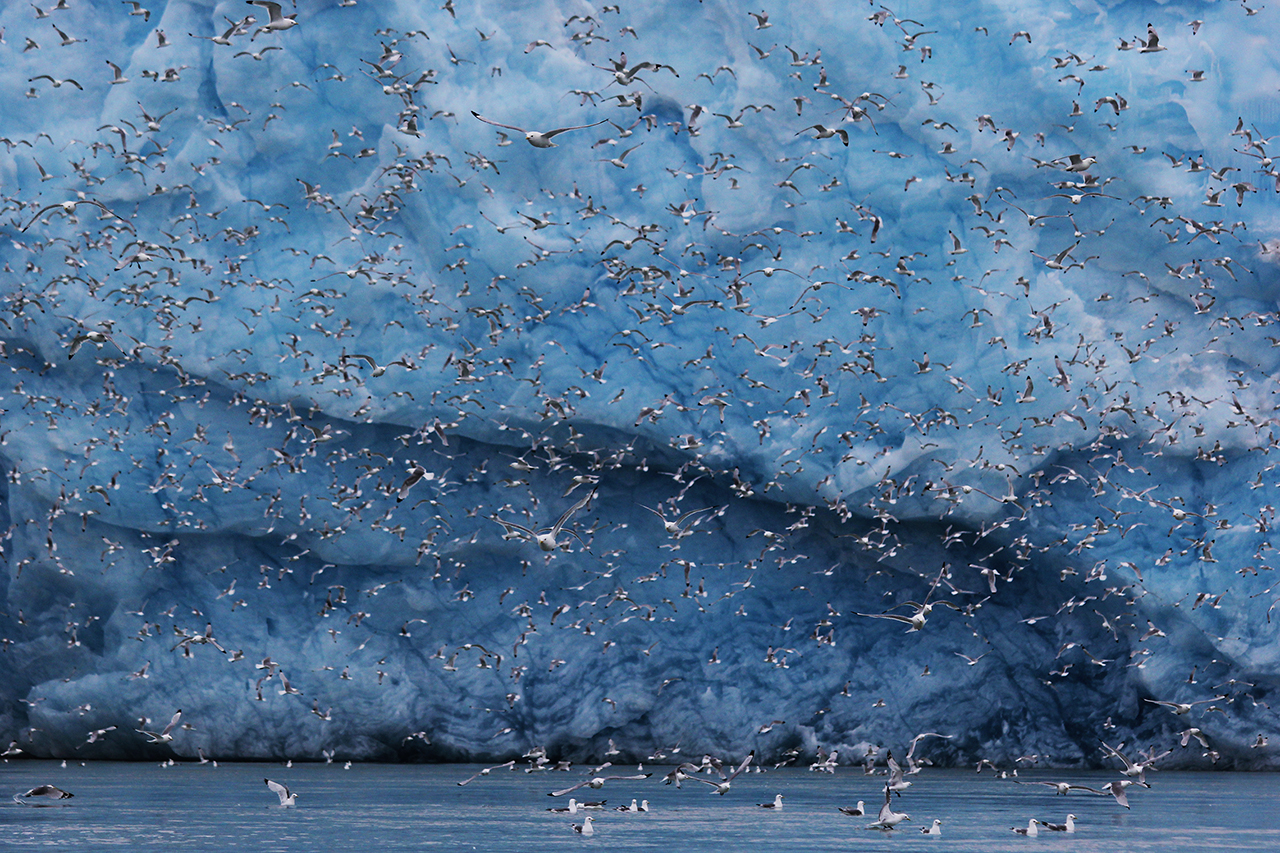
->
1100 741 1171 784
1144 696 1226 716
457 760 516 786
472 111 608 148
838 800 866 816
905 732 952 775
681 752 754 795
571 816 595 835
247 1 297 37
601 143 642 169
491 489 596 551
641 504 719 537
867 784 911 829
885 750 911 794
22 199 132 232
397 465 428 502
1012 819 1040 836
136 709 182 743
759 794 784 809
547 799 581 814
265 778 297 806
921 818 942 835
106 60 129 84
550 772 651 797
1071 779 1143 809
1041 814 1076 833
796 124 849 145
1015 780 1103 796
1139 23 1166 52
1060 153 1097 172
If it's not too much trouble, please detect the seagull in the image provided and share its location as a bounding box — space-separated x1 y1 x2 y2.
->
247 1 297 37
758 794 784 809
1144 696 1226 716
472 111 607 148
571 816 595 836
1012 819 1041 836
1139 23 1166 53
1070 779 1144 808
550 772 651 797
1040 814 1076 833
920 819 942 835
885 750 911 794
28 74 82 90
1180 728 1211 749
1059 153 1097 172
838 801 866 816
796 124 849 145
13 785 74 804
641 504 720 537
1015 780 1103 796
22 199 133 232
547 798 581 814
67 329 121 359
397 465 428 502
265 778 297 806
1100 741 1171 783
600 143 642 169
905 732 952 775
867 784 910 829
457 760 516 785
681 752 754 794
136 709 182 743
857 600 957 633
490 489 596 551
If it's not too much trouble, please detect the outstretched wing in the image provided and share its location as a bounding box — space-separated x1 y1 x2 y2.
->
542 119 609 139
552 488 596 534
160 710 182 737
471 111 526 134
724 751 755 781
265 778 291 803
549 780 589 797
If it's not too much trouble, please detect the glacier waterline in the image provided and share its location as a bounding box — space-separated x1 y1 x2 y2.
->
0 0 1278 767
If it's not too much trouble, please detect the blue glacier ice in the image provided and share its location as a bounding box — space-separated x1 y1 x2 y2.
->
0 0 1278 769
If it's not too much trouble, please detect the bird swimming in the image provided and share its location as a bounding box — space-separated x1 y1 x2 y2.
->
1012 819 1040 836
265 778 297 806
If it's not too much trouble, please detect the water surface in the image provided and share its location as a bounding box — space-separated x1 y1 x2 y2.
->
3 762 1277 851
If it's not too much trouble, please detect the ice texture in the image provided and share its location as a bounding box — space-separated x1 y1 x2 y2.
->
0 0 1278 769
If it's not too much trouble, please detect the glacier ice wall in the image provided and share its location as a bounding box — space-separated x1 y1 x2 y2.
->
0 0 1278 769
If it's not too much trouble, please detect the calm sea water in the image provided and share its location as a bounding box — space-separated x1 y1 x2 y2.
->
2 762 1277 852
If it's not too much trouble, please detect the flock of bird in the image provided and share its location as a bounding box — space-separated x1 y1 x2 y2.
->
8 736 1160 840
0 0 1277 776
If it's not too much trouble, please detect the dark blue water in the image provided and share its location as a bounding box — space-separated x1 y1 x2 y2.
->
3 762 1277 851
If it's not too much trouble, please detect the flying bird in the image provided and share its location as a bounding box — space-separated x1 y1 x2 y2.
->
490 489 597 551
472 111 608 148
13 785 74 804
549 772 652 797
136 709 182 744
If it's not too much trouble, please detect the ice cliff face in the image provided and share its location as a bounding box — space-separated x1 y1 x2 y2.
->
0 0 1277 769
